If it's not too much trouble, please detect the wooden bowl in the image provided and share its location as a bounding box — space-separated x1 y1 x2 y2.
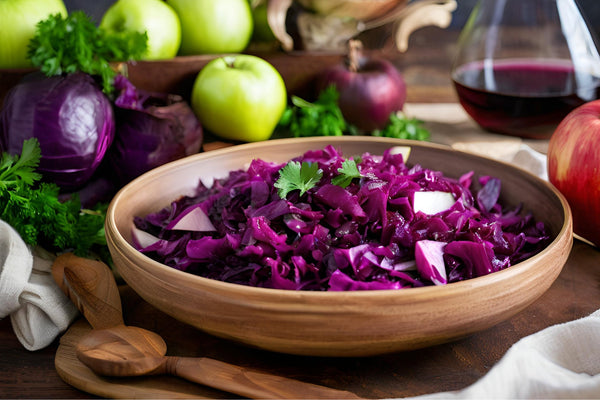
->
122 52 345 102
105 137 573 357
0 53 346 111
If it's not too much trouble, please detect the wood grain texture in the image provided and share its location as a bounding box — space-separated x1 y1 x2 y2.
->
123 51 345 103
105 136 573 357
52 253 125 330
74 325 362 399
55 320 221 399
57 320 364 399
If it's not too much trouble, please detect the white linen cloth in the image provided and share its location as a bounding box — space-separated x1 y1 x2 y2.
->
404 309 600 399
0 220 78 350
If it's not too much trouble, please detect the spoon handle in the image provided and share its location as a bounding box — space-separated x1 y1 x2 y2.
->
167 356 362 399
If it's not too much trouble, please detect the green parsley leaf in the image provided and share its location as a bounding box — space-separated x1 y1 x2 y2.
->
27 11 148 95
0 138 42 188
372 112 430 141
332 158 362 188
274 161 323 199
278 85 346 137
0 139 107 258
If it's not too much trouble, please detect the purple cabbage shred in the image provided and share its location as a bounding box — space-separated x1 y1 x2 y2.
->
133 145 550 291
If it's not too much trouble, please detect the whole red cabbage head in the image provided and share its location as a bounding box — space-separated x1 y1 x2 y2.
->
0 72 115 190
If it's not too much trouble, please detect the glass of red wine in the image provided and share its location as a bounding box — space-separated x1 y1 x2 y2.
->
452 0 600 139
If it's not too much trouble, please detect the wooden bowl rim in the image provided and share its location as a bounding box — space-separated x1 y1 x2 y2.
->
106 136 573 301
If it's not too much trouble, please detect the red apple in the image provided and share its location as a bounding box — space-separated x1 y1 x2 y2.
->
547 100 600 247
315 40 406 132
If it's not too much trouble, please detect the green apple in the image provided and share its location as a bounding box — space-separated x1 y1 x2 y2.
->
100 0 181 60
191 55 287 142
0 0 67 69
251 2 276 43
166 0 253 55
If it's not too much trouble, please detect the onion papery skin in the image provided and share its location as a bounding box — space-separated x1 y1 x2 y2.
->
106 75 203 187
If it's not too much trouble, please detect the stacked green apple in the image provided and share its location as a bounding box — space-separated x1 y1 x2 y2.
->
99 0 181 60
99 0 286 143
100 0 255 59
167 0 254 55
0 0 68 68
0 0 258 65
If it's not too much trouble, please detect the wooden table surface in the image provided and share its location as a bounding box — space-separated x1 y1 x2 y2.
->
1 27 600 399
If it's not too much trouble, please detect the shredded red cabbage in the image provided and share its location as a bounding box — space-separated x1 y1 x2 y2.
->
133 145 549 291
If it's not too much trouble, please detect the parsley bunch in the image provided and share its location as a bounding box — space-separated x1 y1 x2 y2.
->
372 112 430 141
278 86 347 137
277 86 430 141
0 139 107 258
27 11 147 94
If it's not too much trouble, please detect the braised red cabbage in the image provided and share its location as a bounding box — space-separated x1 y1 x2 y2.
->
133 145 550 291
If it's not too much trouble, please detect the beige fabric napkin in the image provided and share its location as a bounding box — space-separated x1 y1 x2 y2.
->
404 310 600 399
400 103 600 399
0 220 78 351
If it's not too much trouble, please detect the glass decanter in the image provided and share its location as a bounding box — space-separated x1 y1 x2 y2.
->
452 0 600 139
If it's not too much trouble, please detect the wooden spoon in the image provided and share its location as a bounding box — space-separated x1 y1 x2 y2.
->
52 253 124 330
52 253 362 399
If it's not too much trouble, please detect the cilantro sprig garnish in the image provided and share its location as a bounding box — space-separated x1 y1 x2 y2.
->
275 161 323 199
331 158 363 188
0 138 107 258
27 11 148 95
